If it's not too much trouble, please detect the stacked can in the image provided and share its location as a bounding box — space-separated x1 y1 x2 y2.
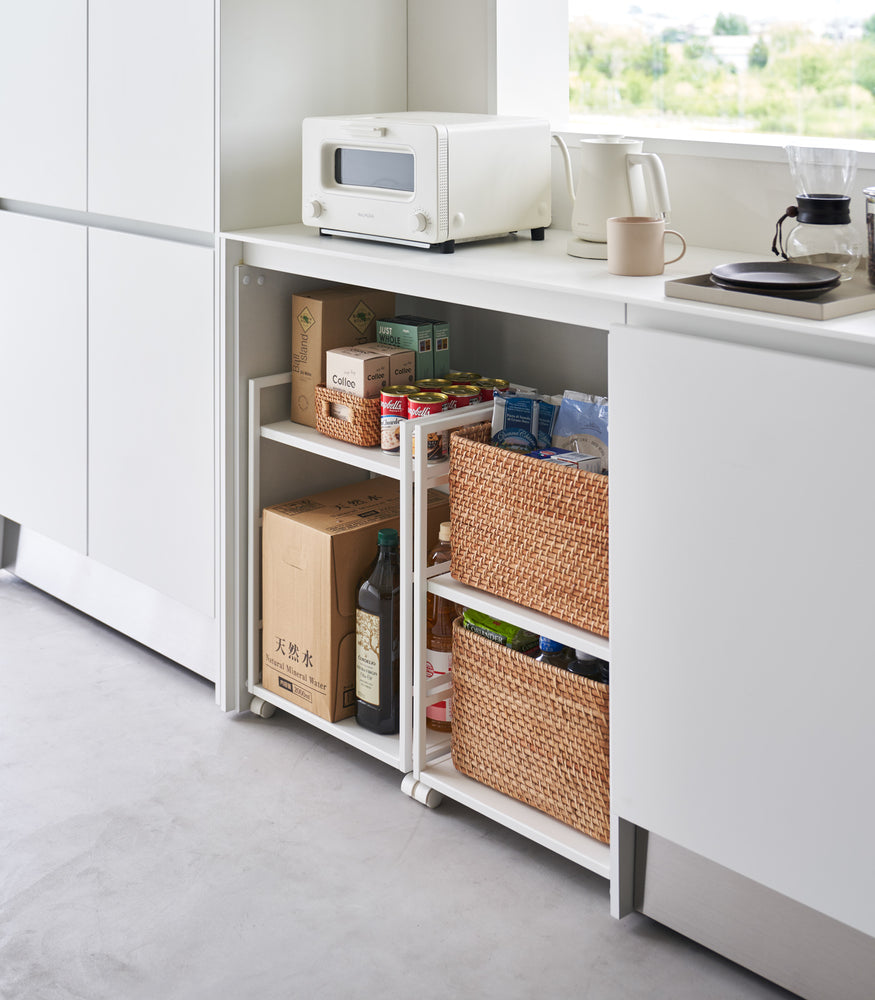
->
380 385 419 454
472 377 509 401
413 378 453 394
407 392 449 461
448 371 481 384
444 385 481 407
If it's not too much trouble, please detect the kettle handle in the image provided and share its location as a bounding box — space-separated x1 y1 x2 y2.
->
626 152 671 218
552 133 576 203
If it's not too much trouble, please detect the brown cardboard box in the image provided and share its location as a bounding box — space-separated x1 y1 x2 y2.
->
324 346 389 398
291 287 395 427
359 342 417 386
261 476 450 722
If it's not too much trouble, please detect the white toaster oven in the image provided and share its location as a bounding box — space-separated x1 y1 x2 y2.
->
301 112 552 252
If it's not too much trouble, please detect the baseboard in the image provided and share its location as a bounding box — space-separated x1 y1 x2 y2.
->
4 523 218 683
637 831 875 1000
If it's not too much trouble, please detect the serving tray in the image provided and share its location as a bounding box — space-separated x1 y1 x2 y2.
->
665 263 875 320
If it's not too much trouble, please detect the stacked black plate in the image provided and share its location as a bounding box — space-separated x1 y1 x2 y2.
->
710 261 841 300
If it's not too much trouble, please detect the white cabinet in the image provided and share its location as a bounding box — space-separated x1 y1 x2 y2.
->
0 0 214 230
88 228 216 617
0 212 87 551
609 324 875 939
88 0 215 231
0 0 218 677
0 0 87 209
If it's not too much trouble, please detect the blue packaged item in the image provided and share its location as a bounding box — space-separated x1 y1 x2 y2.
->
491 392 538 451
551 391 609 472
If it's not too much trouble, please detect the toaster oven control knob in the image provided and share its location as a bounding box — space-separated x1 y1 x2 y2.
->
305 198 324 220
410 211 429 233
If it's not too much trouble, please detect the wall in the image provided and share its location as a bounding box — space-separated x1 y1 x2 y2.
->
219 0 408 231
407 0 567 123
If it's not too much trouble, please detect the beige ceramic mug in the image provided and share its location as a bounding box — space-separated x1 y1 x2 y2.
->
607 216 687 276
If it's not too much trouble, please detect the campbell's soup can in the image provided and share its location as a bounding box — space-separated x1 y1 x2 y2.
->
473 378 510 401
413 378 453 394
445 385 482 408
407 391 449 461
449 371 481 384
380 385 419 454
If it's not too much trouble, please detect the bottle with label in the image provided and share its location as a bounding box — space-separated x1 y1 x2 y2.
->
567 648 610 684
426 521 455 732
355 528 401 734
535 637 573 669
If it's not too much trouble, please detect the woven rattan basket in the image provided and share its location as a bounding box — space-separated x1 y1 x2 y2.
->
450 620 610 842
314 383 381 448
449 423 609 637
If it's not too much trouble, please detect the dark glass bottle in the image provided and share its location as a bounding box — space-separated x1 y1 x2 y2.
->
567 648 610 684
355 528 401 734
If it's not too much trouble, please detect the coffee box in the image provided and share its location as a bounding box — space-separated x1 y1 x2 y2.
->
324 346 390 398
358 342 417 385
291 286 395 426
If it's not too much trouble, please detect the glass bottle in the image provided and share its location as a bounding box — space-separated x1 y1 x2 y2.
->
426 521 455 732
355 528 400 734
535 637 573 669
567 648 610 684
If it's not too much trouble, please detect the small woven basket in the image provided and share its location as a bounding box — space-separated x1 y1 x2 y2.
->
449 423 609 636
314 384 381 448
450 620 610 843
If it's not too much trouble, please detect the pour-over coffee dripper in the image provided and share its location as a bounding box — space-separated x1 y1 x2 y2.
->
773 146 862 280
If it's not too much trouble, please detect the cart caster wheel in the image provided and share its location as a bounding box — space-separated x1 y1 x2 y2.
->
249 696 276 718
400 773 419 799
417 785 443 809
400 775 444 809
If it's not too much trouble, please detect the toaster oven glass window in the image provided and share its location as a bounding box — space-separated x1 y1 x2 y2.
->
334 148 414 192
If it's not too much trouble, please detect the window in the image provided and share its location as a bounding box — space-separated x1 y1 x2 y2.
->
569 0 875 143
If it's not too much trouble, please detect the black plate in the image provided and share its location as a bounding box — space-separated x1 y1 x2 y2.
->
711 260 841 291
709 275 839 300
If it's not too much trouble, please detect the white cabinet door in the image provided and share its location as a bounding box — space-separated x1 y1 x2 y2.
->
88 228 215 617
0 1 87 209
609 325 875 938
88 0 214 231
0 212 87 550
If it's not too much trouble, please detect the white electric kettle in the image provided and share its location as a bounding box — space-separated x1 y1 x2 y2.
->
554 134 672 259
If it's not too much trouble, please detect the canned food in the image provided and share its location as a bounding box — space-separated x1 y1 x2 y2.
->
380 386 419 454
445 385 482 408
473 377 510 400
413 378 453 393
407 391 449 461
448 371 482 383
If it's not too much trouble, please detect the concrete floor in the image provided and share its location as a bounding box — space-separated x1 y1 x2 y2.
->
0 570 800 1000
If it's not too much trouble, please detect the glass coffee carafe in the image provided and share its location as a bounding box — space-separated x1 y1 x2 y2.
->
773 146 863 280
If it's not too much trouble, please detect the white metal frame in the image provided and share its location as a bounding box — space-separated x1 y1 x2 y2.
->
246 374 492 774
406 399 613 878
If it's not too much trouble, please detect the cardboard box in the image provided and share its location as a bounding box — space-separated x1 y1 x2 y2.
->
376 317 433 379
359 342 417 386
325 346 389 398
291 286 395 426
261 477 450 722
430 319 451 377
